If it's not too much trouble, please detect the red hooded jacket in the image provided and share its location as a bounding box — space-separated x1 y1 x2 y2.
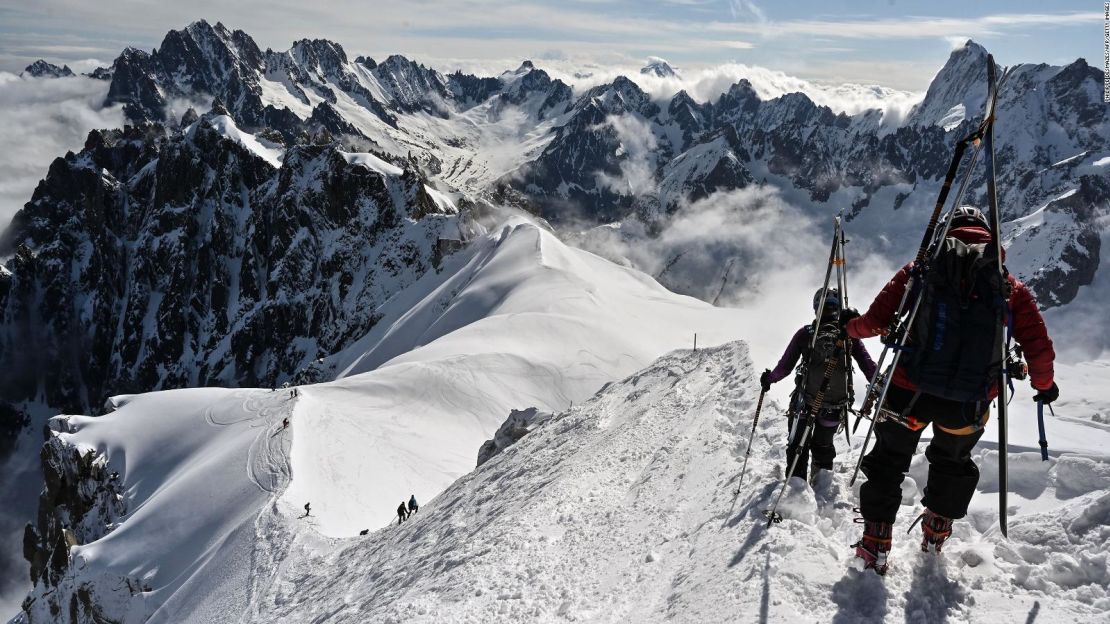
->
846 225 1055 398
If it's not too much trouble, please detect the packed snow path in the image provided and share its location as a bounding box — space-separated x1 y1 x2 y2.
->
247 342 1107 623
17 389 301 624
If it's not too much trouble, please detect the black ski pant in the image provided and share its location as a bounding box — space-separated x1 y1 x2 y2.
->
860 385 987 524
786 407 841 481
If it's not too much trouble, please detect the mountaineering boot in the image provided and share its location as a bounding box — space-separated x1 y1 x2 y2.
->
918 509 953 553
853 519 892 575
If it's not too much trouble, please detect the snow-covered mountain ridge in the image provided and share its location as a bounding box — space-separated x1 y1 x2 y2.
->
0 110 464 418
13 220 753 622
71 21 1105 312
2 20 1109 623
16 338 1110 622
4 24 1103 421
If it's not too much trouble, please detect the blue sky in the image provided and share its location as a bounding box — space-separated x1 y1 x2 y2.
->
0 0 1103 89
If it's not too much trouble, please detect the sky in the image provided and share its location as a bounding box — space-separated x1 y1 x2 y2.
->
0 0 1103 90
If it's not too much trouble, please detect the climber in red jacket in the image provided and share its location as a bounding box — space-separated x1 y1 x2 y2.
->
843 206 1057 574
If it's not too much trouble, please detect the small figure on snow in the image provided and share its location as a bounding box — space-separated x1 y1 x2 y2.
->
845 206 1057 574
397 501 409 525
762 288 876 483
304 502 311 517
282 417 290 430
408 494 419 515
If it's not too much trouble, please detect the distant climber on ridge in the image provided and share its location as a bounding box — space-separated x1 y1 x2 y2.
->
408 494 419 515
397 501 409 525
304 502 311 517
845 206 1057 575
761 288 876 483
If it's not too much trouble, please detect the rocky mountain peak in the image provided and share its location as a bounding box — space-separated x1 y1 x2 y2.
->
21 59 74 78
906 39 992 128
290 38 350 73
85 66 113 80
581 75 655 117
373 55 450 114
641 56 677 78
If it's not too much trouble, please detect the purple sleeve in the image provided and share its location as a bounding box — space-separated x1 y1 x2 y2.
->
768 327 809 383
852 339 878 382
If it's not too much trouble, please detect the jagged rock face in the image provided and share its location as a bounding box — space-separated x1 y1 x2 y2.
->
657 130 752 213
20 418 133 623
21 60 75 78
0 117 458 414
3 27 1105 431
372 55 451 116
495 65 573 119
84 66 113 81
905 40 990 128
87 24 1106 308
510 42 1105 307
447 71 502 109
1003 175 1107 307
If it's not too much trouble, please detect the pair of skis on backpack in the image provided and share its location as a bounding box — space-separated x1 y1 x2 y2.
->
740 55 1041 575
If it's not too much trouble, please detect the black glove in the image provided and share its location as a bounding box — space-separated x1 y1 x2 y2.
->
1033 382 1059 405
759 369 772 393
839 308 860 330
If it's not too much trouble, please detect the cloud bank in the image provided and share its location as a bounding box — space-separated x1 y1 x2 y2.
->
437 57 923 123
0 73 126 236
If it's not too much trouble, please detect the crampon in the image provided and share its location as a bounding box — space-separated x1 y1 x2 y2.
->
910 509 953 553
852 515 892 575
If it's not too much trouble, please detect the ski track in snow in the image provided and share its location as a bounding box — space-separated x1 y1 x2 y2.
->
232 342 1107 623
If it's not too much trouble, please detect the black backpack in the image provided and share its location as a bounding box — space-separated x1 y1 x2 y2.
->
795 321 851 409
902 236 1009 402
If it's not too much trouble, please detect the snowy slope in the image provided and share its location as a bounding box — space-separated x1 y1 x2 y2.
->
280 218 746 537
12 219 749 621
21 389 296 623
11 231 1110 622
244 342 1107 623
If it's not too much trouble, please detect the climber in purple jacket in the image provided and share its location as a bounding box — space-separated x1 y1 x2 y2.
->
759 288 877 482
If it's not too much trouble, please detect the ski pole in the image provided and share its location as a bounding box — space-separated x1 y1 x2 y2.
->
765 349 839 526
1036 400 1049 461
735 388 767 494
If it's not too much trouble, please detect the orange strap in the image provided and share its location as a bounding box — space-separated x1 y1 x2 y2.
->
935 410 990 436
903 416 928 432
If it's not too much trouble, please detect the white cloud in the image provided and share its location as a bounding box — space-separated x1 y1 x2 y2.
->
729 0 767 24
593 114 659 196
705 11 1099 40
494 58 923 120
0 73 126 235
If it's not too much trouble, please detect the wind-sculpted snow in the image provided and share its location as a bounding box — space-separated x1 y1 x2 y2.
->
251 343 1105 622
15 388 298 623
10 283 1110 622
9 220 750 621
4 20 1110 622
280 220 747 536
